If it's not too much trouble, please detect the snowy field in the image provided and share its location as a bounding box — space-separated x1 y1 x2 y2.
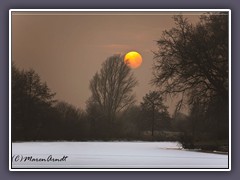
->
12 142 228 169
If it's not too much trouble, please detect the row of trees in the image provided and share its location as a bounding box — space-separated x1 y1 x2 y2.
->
12 64 87 141
12 61 173 141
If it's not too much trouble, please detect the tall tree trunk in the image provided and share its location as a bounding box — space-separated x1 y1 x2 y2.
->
152 105 155 139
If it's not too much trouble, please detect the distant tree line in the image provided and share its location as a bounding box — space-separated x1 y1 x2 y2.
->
12 58 175 142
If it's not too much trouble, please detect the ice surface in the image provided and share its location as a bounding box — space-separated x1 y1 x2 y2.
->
12 142 228 169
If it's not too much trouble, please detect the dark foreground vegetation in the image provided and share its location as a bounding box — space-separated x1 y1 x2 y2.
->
12 13 229 152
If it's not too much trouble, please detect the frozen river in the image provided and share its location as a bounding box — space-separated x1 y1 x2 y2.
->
11 142 228 169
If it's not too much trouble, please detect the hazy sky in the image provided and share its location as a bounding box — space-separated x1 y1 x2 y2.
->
12 11 201 114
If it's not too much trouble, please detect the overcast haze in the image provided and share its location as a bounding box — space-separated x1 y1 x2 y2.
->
12 11 200 114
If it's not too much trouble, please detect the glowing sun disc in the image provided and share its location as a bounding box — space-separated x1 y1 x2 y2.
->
124 51 142 69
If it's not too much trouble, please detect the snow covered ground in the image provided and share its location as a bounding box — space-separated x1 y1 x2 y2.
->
12 142 228 169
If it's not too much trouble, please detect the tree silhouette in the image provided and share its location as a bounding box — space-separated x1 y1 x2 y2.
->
152 14 229 140
141 91 168 137
54 101 87 140
152 14 228 107
12 63 56 140
89 54 138 132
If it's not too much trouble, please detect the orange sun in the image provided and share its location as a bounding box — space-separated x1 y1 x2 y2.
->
124 51 142 69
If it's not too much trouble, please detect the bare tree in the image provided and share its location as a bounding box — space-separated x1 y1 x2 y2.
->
89 54 138 128
141 91 167 137
152 14 228 107
152 14 229 145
